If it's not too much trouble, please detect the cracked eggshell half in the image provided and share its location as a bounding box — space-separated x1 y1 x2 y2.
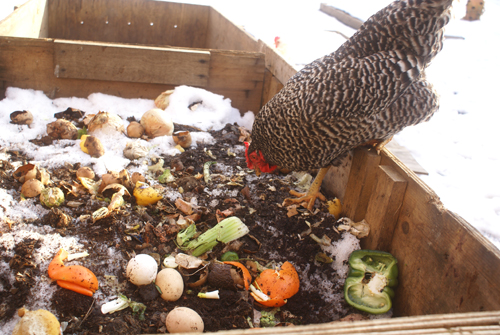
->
126 254 158 286
156 268 184 301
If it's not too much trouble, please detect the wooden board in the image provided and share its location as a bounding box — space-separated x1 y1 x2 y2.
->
362 165 407 251
342 147 382 221
144 310 500 334
47 0 209 48
0 0 48 38
54 40 210 87
206 7 259 52
0 36 264 113
377 148 500 316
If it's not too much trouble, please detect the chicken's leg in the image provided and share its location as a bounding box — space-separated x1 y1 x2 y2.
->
283 166 331 211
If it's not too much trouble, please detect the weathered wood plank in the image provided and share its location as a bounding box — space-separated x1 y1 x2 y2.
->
257 40 298 87
53 40 210 87
386 140 428 175
208 50 265 113
323 152 353 202
206 7 259 52
260 69 284 109
342 147 382 221
0 0 48 38
377 148 500 316
143 311 500 335
47 0 209 48
362 165 407 251
0 37 263 113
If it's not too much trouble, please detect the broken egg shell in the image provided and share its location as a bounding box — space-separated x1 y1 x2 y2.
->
126 254 158 286
154 89 174 110
156 268 184 301
12 307 60 335
165 307 204 333
76 166 95 179
10 110 33 125
47 119 78 140
123 141 149 160
83 135 105 158
13 163 37 183
40 187 65 208
87 111 124 134
140 108 174 138
21 179 44 198
98 171 121 193
127 121 145 138
254 261 300 301
131 172 146 185
175 253 204 269
172 131 192 148
177 265 209 288
102 183 131 199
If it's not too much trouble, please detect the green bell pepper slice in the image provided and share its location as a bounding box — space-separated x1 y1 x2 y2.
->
344 249 398 314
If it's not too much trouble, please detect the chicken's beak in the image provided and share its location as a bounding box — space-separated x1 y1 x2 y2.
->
255 165 262 176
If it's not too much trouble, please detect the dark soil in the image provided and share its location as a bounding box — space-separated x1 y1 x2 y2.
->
0 123 359 334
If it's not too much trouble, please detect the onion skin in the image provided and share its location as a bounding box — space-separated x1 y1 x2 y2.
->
48 249 98 296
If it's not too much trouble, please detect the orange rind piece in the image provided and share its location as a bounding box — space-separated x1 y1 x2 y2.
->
223 261 252 290
250 261 300 307
48 249 99 296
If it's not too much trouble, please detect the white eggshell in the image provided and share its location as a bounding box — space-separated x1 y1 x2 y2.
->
166 307 204 333
126 254 158 286
155 268 184 301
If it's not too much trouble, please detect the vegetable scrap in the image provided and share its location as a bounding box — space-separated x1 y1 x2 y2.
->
344 250 399 314
48 249 99 297
1 86 386 334
250 261 300 308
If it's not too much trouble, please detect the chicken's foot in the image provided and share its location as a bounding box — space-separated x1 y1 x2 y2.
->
283 166 330 211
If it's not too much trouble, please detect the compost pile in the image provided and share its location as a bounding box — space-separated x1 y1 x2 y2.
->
0 108 362 334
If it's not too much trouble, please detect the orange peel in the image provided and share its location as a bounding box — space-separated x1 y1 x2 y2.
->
48 249 99 296
250 261 300 307
223 261 252 290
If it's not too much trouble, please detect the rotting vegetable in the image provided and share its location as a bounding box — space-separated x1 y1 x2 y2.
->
177 216 249 257
12 307 61 335
133 181 163 206
101 294 147 320
344 249 398 314
48 249 99 297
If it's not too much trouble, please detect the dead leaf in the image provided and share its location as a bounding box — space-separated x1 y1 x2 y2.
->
286 205 299 217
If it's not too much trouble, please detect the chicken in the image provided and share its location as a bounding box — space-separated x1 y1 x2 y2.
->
245 0 454 210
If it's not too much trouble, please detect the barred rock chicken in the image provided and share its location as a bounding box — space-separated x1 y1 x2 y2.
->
245 0 454 210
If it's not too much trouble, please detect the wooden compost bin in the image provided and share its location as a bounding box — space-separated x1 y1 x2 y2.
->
1 0 500 333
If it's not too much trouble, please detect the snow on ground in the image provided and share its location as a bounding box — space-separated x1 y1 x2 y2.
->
1 0 499 249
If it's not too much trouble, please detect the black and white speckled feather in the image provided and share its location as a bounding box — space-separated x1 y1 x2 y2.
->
248 0 453 171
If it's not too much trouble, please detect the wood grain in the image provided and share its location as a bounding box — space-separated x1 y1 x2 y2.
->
0 37 264 113
54 40 210 86
0 0 48 38
362 165 407 251
379 148 500 316
47 0 209 48
342 147 382 221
